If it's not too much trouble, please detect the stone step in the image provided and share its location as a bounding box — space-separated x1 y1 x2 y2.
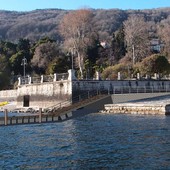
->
102 103 170 115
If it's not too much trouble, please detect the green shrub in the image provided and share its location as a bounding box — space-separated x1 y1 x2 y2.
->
101 63 132 80
138 54 170 76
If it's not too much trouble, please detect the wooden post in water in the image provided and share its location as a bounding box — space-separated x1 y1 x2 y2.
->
39 108 42 123
4 109 8 126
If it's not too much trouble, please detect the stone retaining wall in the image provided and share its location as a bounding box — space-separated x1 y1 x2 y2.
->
103 103 170 115
1 69 170 111
17 80 72 109
0 90 17 102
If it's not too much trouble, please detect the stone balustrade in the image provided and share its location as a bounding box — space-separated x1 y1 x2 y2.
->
18 69 76 86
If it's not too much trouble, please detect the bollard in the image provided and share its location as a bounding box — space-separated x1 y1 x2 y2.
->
4 109 8 126
39 108 42 123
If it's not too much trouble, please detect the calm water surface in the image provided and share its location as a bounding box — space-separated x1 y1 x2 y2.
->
0 113 170 169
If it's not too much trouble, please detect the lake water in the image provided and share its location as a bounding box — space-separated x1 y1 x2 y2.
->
0 113 170 169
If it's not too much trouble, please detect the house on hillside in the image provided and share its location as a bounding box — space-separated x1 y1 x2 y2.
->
150 38 164 53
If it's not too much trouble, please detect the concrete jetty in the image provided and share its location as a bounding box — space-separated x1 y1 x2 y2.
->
0 111 73 126
103 103 170 115
102 94 170 115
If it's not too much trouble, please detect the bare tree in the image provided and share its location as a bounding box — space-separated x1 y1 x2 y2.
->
59 9 93 78
157 17 170 58
123 15 150 65
31 42 59 74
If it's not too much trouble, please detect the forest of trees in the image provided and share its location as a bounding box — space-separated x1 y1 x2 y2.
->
0 8 170 89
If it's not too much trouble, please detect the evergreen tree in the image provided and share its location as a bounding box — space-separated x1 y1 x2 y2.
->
111 26 126 62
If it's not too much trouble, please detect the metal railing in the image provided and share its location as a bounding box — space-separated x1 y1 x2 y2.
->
109 85 170 94
43 75 54 82
21 77 30 84
43 90 108 113
32 76 41 84
55 73 69 81
43 85 170 114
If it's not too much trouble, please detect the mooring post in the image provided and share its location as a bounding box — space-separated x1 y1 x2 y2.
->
4 109 8 126
39 108 42 123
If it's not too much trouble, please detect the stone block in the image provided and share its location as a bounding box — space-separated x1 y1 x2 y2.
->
67 112 72 118
60 114 66 120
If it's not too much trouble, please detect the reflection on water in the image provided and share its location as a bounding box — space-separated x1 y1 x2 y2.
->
0 113 170 169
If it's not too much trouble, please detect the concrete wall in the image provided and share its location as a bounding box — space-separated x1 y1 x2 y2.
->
17 80 72 108
110 93 170 104
1 77 170 110
72 80 170 94
72 92 170 117
0 90 17 102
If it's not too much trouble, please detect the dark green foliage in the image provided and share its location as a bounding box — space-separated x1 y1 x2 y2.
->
111 26 126 63
0 54 10 89
138 54 170 76
0 72 10 90
31 41 61 74
46 56 69 74
17 38 30 52
101 63 130 80
0 41 17 61
9 51 25 75
0 8 170 89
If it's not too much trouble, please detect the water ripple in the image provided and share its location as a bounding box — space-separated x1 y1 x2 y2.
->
0 113 170 169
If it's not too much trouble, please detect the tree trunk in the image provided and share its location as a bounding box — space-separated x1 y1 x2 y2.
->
78 52 84 79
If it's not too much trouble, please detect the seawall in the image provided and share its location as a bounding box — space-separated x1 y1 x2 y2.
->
71 92 170 116
1 69 170 111
0 90 17 102
103 103 170 115
17 80 72 108
101 93 170 115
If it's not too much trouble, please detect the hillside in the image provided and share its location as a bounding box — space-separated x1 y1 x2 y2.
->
0 8 170 42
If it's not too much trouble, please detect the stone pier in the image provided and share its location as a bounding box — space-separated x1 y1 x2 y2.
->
103 103 170 115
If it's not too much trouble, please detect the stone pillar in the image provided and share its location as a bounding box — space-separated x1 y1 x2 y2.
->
154 73 159 80
41 75 44 83
39 108 42 123
137 73 140 80
53 73 57 82
145 74 149 80
18 77 21 86
68 69 76 81
95 71 101 80
118 72 121 80
28 76 31 84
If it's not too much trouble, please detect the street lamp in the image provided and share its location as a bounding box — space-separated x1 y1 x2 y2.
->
21 56 27 78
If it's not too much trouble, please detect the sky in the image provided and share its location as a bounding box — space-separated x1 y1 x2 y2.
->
0 0 170 12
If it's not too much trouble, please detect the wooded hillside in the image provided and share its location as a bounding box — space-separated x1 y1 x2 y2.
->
0 8 170 90
0 8 170 42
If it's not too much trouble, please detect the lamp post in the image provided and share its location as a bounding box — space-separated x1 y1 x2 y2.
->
21 56 27 79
